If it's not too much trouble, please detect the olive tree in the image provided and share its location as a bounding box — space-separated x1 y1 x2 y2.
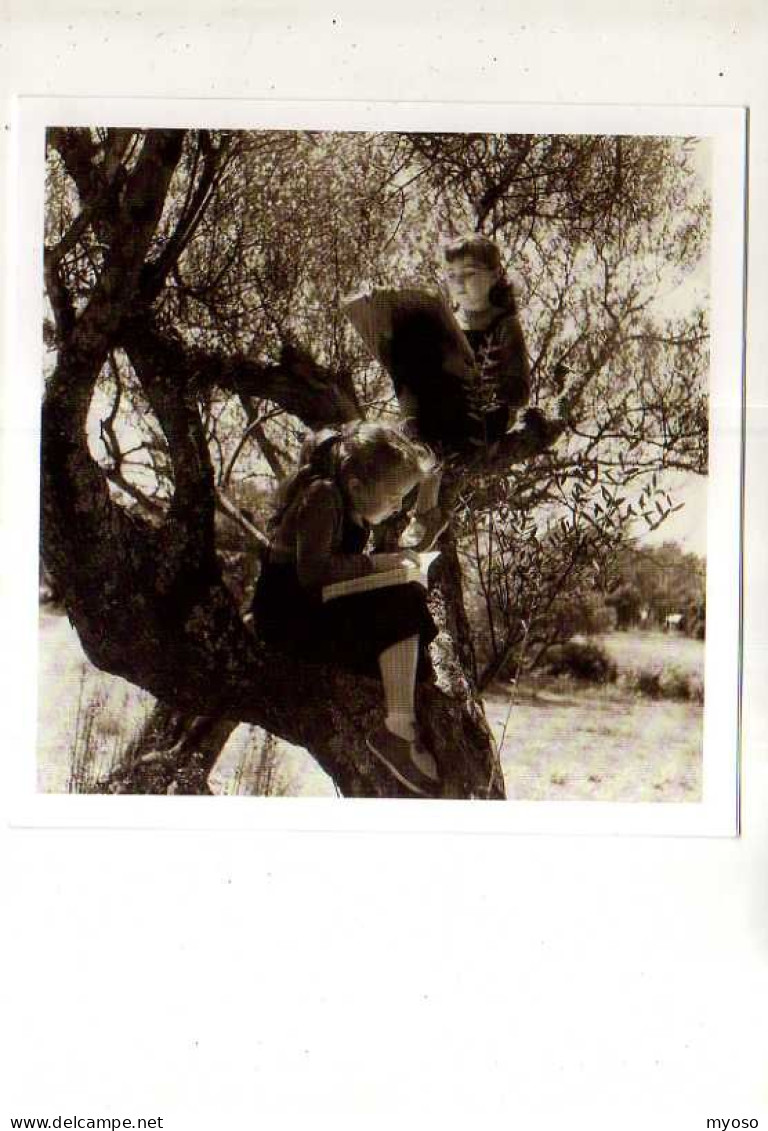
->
40 126 708 795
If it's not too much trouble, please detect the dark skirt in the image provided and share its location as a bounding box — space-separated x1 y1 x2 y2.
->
402 392 511 458
388 309 510 455
252 561 437 680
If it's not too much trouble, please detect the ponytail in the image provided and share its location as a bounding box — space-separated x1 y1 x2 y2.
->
268 428 343 533
268 420 434 534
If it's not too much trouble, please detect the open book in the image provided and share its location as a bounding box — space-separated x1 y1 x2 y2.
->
341 286 477 383
322 551 440 604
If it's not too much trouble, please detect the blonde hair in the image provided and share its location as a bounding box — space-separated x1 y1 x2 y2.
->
271 421 434 530
332 421 433 487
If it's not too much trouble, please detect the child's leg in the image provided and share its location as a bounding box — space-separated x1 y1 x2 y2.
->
378 635 419 741
370 634 439 790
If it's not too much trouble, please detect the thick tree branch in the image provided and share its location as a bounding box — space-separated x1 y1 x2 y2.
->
47 127 109 209
41 129 504 798
140 131 233 303
122 319 217 558
119 313 360 430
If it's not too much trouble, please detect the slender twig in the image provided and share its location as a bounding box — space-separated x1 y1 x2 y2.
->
215 487 269 551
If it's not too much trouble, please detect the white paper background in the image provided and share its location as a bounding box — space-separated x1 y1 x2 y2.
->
2 3 767 1128
8 97 743 837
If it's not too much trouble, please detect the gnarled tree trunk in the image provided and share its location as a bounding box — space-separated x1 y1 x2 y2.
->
40 127 566 799
105 704 239 795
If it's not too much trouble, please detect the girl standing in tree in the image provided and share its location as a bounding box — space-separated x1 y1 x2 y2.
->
251 421 441 796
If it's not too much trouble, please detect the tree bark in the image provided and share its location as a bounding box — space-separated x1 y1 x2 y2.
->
40 128 521 799
103 703 239 795
43 337 506 796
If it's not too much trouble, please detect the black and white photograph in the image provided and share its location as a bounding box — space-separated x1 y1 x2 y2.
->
26 104 742 817
2 10 766 1131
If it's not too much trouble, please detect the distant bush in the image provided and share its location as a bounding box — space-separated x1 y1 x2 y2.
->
544 639 618 684
622 664 704 702
633 668 662 698
550 593 617 640
66 664 156 793
659 666 704 702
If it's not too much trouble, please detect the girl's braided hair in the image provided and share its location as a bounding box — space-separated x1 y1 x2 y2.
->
269 420 434 532
441 233 518 314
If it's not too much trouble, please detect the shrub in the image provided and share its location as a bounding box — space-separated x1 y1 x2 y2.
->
544 639 618 684
622 665 704 702
67 672 106 793
659 666 704 702
550 592 618 639
634 668 662 698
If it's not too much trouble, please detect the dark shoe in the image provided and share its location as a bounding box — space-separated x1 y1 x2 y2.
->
410 736 440 784
366 725 440 796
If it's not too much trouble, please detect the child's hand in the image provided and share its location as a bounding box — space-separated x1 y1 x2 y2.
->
371 551 420 572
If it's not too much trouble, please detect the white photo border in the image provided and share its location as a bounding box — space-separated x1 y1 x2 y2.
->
5 96 746 835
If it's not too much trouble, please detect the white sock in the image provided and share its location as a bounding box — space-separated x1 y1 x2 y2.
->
385 710 416 743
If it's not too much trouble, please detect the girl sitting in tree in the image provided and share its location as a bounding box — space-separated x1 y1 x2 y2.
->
388 233 559 548
251 420 441 797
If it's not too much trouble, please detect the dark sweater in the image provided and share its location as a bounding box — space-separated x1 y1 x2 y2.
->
463 307 531 417
390 302 532 454
267 478 374 589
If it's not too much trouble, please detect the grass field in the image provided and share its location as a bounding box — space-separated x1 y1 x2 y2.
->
38 611 703 801
485 630 704 803
596 629 704 678
37 608 155 792
37 607 335 796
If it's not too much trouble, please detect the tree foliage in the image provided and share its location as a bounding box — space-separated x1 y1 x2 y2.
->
608 541 706 635
40 126 710 795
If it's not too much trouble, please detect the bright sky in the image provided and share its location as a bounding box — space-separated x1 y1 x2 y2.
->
637 472 708 557
649 138 711 321
634 138 710 560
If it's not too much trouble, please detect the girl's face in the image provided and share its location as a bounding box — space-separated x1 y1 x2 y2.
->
445 259 498 313
348 466 420 525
